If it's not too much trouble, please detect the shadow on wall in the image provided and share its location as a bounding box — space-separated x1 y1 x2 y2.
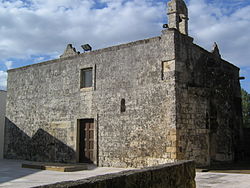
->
4 118 75 163
243 128 250 159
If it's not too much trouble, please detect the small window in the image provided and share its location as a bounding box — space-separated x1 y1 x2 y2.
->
81 68 92 88
121 99 126 113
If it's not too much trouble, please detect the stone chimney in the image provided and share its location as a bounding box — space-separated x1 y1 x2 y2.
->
167 0 189 35
60 44 79 58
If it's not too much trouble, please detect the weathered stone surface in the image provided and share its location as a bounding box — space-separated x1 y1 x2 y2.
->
174 32 243 166
4 31 177 167
243 128 250 158
34 161 196 188
0 90 7 159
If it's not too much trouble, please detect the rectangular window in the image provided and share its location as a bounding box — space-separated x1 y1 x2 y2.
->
81 68 93 88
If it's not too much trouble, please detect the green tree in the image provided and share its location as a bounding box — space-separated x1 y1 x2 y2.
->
242 88 250 128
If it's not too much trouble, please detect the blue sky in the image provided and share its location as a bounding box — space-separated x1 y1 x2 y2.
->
0 0 249 92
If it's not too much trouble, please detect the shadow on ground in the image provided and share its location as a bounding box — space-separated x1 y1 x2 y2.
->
0 159 98 186
2 119 96 185
197 160 250 174
0 159 41 185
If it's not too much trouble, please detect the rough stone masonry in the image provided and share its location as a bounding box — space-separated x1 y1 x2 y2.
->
4 0 243 168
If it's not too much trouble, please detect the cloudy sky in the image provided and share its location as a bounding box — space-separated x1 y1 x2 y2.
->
0 0 249 92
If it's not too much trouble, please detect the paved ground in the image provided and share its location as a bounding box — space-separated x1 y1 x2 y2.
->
1 159 250 188
196 172 250 188
0 159 130 188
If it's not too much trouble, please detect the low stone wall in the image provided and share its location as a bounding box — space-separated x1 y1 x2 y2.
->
36 161 196 188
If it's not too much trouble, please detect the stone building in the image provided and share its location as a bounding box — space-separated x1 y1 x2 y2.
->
4 0 243 167
0 90 7 159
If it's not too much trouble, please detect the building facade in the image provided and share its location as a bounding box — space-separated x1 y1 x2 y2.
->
4 0 243 167
0 90 7 159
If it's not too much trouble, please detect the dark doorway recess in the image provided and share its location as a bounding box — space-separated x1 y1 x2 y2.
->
79 119 95 163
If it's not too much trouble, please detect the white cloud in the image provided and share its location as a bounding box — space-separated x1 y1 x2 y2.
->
4 61 13 70
0 70 7 89
188 0 250 67
0 0 164 61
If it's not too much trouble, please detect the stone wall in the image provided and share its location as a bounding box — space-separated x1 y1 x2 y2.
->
0 90 7 159
5 29 179 167
243 128 250 158
35 161 196 188
4 27 242 167
174 31 242 166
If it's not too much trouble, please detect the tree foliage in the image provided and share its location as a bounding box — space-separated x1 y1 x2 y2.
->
242 89 250 128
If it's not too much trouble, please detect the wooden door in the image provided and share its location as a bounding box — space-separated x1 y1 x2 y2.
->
79 119 94 163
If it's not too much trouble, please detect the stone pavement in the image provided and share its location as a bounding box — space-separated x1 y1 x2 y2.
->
196 172 250 188
0 159 130 188
195 160 250 187
1 159 250 188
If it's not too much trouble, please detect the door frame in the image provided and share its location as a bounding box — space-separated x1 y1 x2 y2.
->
76 118 98 165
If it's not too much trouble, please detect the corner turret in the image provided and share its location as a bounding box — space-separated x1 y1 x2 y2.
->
167 0 189 35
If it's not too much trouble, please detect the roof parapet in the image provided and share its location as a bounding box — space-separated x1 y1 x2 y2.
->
211 42 221 58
